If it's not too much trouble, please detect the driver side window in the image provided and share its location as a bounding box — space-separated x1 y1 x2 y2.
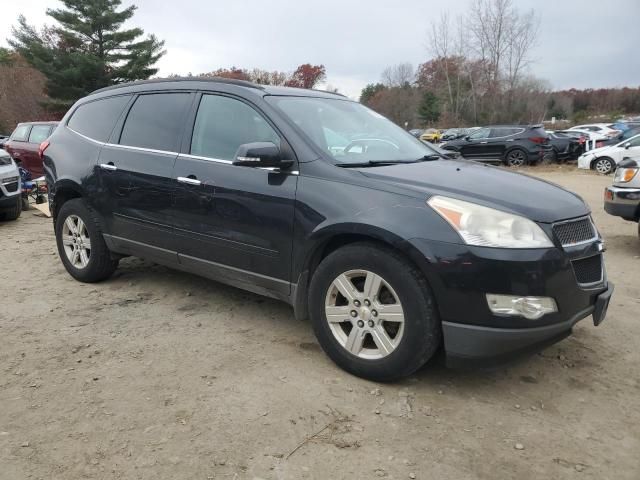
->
469 128 490 140
191 94 280 161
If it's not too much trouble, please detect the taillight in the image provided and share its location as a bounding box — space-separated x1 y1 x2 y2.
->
38 140 50 160
529 136 547 144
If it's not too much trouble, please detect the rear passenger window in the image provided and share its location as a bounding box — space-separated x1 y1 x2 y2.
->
11 125 30 142
68 95 130 142
119 93 190 152
191 94 280 160
28 125 52 144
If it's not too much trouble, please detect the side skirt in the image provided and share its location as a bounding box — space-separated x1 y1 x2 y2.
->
103 234 294 304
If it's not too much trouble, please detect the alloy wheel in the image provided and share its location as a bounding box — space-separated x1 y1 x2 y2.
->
324 269 405 360
507 150 526 167
61 214 92 269
595 158 613 174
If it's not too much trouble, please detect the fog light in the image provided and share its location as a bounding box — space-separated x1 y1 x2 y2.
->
486 294 558 320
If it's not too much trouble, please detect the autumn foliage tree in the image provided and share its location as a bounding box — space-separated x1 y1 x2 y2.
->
197 63 326 89
284 64 326 89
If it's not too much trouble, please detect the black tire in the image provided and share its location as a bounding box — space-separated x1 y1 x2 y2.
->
2 196 22 221
55 198 118 282
592 157 614 175
543 148 558 164
309 242 441 381
504 148 528 167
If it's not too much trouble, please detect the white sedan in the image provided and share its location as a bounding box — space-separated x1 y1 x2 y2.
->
578 133 640 174
570 123 620 138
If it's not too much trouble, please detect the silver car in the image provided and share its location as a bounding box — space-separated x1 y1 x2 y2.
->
604 157 640 237
0 149 21 221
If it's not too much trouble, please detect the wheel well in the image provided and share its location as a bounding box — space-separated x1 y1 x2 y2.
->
294 233 416 321
52 188 82 220
311 234 394 278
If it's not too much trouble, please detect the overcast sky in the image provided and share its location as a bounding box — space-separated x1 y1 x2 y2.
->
1 0 639 99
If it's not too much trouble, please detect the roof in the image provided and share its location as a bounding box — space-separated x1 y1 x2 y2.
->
16 121 59 126
90 77 348 100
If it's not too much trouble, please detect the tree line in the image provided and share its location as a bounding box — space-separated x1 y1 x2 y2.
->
1 0 638 131
360 0 639 128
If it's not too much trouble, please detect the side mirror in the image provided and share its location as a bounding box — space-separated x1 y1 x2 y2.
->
465 135 471 141
624 142 631 149
233 142 293 170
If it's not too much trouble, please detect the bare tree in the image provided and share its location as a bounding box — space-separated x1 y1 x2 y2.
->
381 62 415 87
466 0 539 120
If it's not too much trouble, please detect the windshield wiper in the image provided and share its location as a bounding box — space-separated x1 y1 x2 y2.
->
336 159 423 168
416 153 443 161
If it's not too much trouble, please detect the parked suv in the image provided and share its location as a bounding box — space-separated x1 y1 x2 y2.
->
440 125 549 166
4 121 58 177
44 78 613 381
0 149 22 221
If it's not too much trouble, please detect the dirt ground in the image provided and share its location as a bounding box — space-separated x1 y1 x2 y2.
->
1 165 639 480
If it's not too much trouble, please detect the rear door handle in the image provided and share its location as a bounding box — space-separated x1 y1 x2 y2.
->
177 176 201 186
99 163 117 171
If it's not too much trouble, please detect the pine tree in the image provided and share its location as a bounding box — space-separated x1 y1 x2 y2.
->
417 91 440 125
9 0 165 110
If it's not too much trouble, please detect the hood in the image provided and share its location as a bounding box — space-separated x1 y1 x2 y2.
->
582 145 613 156
358 159 589 223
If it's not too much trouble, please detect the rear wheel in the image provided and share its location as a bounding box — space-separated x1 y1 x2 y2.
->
593 157 614 174
505 148 527 167
55 198 118 282
309 242 441 381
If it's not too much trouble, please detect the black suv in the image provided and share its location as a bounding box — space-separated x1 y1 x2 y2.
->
441 125 549 166
44 78 613 381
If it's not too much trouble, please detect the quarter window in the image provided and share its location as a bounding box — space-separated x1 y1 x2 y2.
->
28 125 52 144
68 95 130 142
120 93 191 151
191 94 280 160
11 125 30 142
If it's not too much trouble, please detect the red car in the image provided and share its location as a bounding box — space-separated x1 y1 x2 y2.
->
4 122 58 177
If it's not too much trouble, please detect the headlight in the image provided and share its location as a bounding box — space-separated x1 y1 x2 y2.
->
428 196 553 248
614 167 638 183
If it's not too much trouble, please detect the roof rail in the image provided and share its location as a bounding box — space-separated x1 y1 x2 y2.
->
310 88 347 98
91 76 265 95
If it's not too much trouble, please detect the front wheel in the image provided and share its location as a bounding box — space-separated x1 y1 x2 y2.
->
593 157 614 174
309 243 441 381
55 198 118 282
1 196 22 221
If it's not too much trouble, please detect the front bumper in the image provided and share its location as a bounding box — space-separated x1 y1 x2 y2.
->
604 186 640 221
444 282 613 367
578 154 594 169
407 237 611 366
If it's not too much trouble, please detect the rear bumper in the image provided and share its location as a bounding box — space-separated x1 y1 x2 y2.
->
604 186 640 221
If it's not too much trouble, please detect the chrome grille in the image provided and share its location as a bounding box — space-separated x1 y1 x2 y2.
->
553 217 596 247
571 254 603 285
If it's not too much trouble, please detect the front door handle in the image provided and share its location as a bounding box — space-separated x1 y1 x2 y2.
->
480 141 488 144
177 176 201 186
99 163 117 171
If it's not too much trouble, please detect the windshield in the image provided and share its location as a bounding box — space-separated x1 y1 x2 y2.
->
266 96 438 164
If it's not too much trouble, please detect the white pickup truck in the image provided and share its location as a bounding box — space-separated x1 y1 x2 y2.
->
604 157 640 237
0 149 22 221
